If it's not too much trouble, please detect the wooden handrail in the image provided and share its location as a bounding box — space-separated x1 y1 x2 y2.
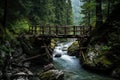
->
28 25 90 37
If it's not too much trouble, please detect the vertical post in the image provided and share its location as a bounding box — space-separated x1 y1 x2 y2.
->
35 25 37 34
32 26 34 34
49 26 51 35
42 26 44 35
29 26 31 34
40 26 41 35
56 25 58 35
89 25 92 35
79 26 81 36
83 26 85 35
73 26 76 35
65 26 67 35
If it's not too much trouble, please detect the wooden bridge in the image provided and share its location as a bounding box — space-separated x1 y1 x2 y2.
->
29 25 91 38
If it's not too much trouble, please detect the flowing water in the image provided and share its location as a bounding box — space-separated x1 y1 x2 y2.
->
53 41 113 80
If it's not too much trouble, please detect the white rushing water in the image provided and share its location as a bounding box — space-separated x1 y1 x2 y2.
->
53 41 113 80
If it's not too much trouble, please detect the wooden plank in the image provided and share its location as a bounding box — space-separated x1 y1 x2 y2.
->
26 25 90 38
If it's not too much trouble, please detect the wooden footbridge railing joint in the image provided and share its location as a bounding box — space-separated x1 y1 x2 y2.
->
29 25 90 38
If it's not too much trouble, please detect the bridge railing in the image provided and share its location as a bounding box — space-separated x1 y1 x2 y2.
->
29 25 90 37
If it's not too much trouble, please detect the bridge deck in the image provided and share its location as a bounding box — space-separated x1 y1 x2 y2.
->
29 25 90 38
38 34 89 38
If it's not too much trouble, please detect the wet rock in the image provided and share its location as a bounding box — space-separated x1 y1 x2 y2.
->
54 53 61 58
112 67 120 79
39 70 64 80
0 71 2 79
62 46 68 51
43 63 55 71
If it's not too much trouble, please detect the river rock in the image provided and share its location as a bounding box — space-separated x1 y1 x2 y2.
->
62 46 68 51
43 63 56 71
54 53 61 58
67 41 79 57
112 67 120 79
39 70 64 80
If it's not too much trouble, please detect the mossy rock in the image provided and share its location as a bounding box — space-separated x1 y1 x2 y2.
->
39 70 64 80
50 39 56 49
112 67 120 79
67 41 79 56
94 56 113 70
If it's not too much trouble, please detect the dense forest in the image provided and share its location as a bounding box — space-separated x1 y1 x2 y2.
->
0 0 73 34
0 0 120 80
79 0 120 79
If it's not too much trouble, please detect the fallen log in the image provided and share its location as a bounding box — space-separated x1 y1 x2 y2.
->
21 54 44 63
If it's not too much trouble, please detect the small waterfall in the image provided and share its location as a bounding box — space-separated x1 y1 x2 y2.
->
53 41 113 80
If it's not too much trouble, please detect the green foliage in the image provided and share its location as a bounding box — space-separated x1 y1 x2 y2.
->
5 29 15 41
95 56 113 68
101 46 111 51
0 0 73 33
10 19 29 34
80 0 96 26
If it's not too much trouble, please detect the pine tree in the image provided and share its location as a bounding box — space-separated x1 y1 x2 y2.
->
54 0 73 26
66 0 73 25
80 0 96 26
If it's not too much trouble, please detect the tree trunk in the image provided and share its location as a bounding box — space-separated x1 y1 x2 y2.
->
107 0 111 20
3 0 8 28
95 0 103 28
88 0 91 26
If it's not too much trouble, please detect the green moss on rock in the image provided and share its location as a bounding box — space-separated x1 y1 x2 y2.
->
67 41 79 56
39 70 64 80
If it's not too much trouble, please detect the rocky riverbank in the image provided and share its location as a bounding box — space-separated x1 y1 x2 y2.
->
0 34 64 80
67 40 119 79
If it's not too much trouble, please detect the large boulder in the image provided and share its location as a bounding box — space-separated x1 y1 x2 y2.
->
68 41 79 57
81 44 113 73
39 70 64 80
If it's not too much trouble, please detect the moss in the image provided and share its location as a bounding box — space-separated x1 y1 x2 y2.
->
39 70 64 80
95 56 112 68
50 39 56 49
100 45 111 51
40 71 54 80
81 44 113 72
68 41 79 56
